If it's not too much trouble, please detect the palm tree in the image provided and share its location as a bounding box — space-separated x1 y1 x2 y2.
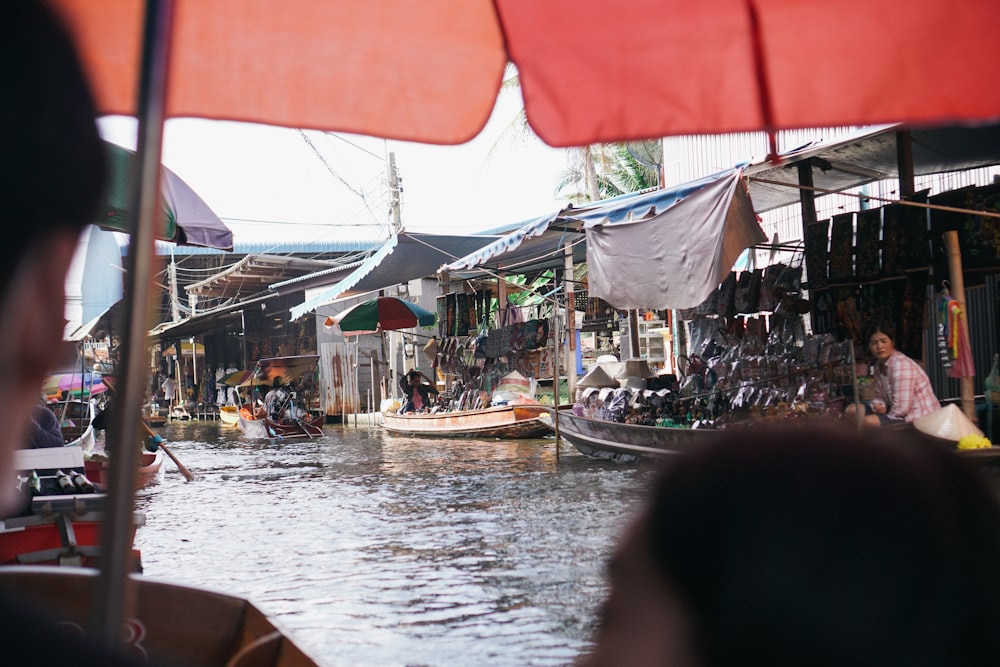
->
555 142 661 204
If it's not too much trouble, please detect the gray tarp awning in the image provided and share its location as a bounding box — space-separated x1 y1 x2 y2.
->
586 168 764 310
289 231 501 320
440 168 761 280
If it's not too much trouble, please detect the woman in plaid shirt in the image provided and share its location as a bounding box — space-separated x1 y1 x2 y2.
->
861 322 941 426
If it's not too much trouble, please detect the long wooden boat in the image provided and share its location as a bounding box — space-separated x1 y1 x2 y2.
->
3 448 144 569
238 409 325 439
381 404 551 439
84 448 166 491
541 406 722 462
237 356 325 438
543 407 1000 464
0 567 321 666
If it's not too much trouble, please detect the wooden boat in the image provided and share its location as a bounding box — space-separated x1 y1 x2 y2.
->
3 448 143 570
237 356 325 439
83 448 166 491
381 404 551 438
540 406 722 462
0 567 321 666
543 407 1000 465
239 409 325 439
219 404 240 428
53 399 96 453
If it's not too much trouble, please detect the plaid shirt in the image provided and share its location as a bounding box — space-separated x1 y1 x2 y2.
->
874 351 940 422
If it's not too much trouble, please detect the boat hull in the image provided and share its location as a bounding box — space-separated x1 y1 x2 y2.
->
0 495 143 570
56 399 96 453
84 449 165 491
219 405 240 427
381 404 550 439
542 407 722 462
0 567 321 666
238 411 325 439
545 408 1000 464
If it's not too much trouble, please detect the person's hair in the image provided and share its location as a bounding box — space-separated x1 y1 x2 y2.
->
0 0 108 293
864 320 897 344
641 425 1000 667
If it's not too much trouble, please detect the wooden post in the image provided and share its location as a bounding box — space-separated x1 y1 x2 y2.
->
564 242 577 402
552 307 560 460
943 230 976 420
896 130 915 198
797 159 818 241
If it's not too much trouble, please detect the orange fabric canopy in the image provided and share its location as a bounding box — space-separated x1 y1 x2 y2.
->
52 0 1000 147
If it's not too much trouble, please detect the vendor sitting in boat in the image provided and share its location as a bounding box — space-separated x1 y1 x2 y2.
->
264 377 292 421
399 369 438 413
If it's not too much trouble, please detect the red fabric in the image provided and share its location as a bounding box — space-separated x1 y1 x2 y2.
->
53 0 1000 147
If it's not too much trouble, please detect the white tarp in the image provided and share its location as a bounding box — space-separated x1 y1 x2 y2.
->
585 169 764 311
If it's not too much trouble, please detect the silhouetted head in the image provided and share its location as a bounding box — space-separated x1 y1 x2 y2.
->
0 0 107 516
584 425 1000 667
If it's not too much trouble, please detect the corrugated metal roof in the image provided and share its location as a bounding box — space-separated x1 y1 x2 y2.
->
152 237 382 256
185 254 344 299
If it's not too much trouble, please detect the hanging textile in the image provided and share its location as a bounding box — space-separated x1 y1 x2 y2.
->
937 290 976 378
827 212 854 283
881 204 906 279
804 219 830 289
854 208 881 282
902 192 932 270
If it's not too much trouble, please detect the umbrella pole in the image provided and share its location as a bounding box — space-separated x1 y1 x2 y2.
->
92 0 175 650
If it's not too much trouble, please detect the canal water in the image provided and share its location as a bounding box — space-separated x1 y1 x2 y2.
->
132 420 657 667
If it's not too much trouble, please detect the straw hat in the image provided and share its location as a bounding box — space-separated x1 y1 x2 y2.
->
578 365 617 388
615 359 655 379
913 404 984 441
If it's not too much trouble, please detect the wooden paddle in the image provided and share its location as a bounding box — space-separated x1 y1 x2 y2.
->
102 378 196 482
140 420 196 482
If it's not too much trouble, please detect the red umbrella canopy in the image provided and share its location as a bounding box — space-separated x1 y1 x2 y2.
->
52 0 1000 147
334 297 437 336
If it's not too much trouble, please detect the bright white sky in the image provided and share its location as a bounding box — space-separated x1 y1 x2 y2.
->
97 92 571 247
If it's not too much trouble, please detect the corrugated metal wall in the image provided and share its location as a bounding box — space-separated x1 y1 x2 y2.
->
319 340 360 419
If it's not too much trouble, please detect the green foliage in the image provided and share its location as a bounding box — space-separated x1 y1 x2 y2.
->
555 143 660 203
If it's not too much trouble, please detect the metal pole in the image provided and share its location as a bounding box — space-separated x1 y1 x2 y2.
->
93 0 174 649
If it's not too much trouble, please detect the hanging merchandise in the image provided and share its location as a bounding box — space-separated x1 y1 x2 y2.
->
936 286 976 378
985 354 1000 405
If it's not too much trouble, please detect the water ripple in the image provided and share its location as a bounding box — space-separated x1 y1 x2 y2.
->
133 422 649 666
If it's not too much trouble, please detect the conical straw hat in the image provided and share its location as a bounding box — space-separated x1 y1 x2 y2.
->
578 365 617 388
913 403 984 441
615 358 656 379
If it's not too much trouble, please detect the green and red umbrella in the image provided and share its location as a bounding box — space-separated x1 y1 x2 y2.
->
334 297 436 336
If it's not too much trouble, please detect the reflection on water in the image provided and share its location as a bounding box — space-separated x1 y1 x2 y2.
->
133 422 655 667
